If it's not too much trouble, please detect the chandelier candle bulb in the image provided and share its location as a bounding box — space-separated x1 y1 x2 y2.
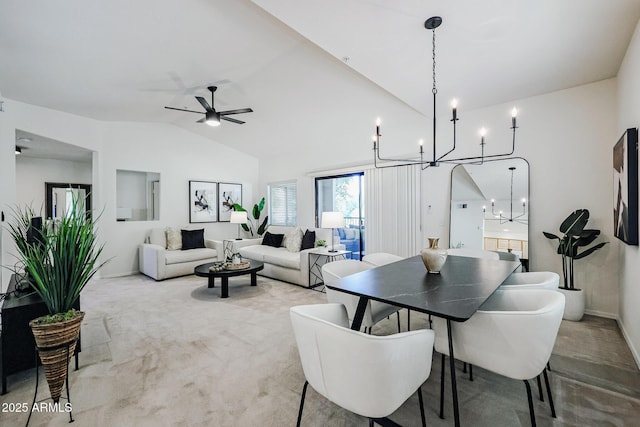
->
511 107 518 128
451 98 458 121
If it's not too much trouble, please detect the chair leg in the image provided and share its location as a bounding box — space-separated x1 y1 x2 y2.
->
469 363 473 381
543 368 557 418
396 312 401 333
369 420 374 427
536 375 544 401
296 381 309 427
523 379 537 427
407 310 411 331
418 386 426 427
462 362 467 373
439 353 446 419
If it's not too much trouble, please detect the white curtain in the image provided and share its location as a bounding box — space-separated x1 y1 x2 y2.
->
364 165 421 257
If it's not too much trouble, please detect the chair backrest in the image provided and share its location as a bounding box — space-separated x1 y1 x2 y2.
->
322 260 373 323
500 271 559 290
362 252 404 267
433 289 565 380
447 248 500 260
290 303 435 419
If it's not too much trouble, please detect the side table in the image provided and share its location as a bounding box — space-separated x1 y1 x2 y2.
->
308 249 352 290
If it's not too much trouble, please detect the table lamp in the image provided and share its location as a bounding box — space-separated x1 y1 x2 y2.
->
230 211 248 240
321 211 344 253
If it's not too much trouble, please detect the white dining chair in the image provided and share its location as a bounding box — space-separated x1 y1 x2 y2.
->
499 271 559 290
432 289 565 426
290 303 435 426
322 260 402 334
447 248 500 260
361 253 413 331
362 252 404 267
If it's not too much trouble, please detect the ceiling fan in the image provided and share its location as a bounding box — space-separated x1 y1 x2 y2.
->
164 86 253 126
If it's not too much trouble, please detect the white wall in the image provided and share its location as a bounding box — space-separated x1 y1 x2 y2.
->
259 76 619 318
15 156 92 211
1 100 260 289
616 19 640 365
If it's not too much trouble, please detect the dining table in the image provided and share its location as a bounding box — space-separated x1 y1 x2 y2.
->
324 254 521 427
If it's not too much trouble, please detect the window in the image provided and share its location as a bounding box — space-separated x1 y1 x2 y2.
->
268 181 297 226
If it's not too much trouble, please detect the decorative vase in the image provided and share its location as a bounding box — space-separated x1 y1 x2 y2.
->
420 238 448 274
557 288 585 321
29 311 84 402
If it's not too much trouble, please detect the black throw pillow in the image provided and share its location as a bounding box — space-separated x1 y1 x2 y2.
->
301 229 316 250
262 231 284 248
181 229 205 250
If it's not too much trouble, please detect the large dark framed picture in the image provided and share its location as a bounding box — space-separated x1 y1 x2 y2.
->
218 183 242 222
189 180 218 223
613 128 638 245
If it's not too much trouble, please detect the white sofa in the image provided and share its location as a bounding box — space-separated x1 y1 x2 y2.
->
139 227 218 280
229 225 340 287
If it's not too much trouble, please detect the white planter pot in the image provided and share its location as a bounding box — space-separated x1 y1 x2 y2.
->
557 288 585 321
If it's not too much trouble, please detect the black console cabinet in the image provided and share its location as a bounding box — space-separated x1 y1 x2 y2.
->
1 275 80 394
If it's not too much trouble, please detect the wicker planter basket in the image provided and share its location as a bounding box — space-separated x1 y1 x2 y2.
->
29 311 85 403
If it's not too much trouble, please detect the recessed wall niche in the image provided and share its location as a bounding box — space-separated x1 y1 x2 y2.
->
116 169 160 221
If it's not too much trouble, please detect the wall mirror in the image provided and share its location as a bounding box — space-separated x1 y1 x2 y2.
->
45 183 92 219
116 169 160 221
450 158 529 262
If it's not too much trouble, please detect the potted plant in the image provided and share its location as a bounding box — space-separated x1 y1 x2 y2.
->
5 195 107 402
233 197 269 237
543 209 607 321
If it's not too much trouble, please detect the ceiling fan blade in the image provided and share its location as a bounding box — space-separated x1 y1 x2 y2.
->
196 117 206 123
195 96 213 112
164 106 204 114
221 116 245 124
219 108 253 115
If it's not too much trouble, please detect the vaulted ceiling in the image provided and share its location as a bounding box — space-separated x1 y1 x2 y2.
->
3 0 640 160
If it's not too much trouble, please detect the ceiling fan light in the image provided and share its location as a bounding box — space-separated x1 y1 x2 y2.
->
205 111 221 127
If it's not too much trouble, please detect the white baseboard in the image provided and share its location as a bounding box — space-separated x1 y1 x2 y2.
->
99 270 139 279
584 308 616 319
616 316 640 370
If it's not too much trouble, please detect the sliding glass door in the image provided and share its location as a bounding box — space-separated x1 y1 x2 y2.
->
315 173 364 260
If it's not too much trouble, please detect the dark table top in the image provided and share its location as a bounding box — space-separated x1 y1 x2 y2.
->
194 260 264 278
325 255 521 322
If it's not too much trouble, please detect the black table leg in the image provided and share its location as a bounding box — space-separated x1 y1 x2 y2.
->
208 276 215 288
350 297 369 331
447 319 461 427
221 277 229 298
251 272 257 286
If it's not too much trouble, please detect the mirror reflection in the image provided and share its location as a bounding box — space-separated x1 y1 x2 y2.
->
116 169 160 221
45 183 91 219
450 158 529 263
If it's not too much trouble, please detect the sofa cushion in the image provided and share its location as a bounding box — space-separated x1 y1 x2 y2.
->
262 232 284 247
263 249 301 269
181 229 205 250
166 227 182 250
239 245 271 262
286 227 303 252
148 228 167 247
301 229 316 250
165 247 216 265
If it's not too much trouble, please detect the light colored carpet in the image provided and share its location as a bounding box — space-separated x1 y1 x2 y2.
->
1 273 639 426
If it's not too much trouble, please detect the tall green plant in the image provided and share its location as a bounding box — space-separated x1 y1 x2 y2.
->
233 197 269 237
5 196 107 315
543 209 607 290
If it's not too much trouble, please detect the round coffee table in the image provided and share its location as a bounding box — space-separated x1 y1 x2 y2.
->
194 260 264 298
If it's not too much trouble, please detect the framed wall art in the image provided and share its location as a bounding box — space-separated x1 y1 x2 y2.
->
613 128 638 245
218 182 242 222
189 180 218 223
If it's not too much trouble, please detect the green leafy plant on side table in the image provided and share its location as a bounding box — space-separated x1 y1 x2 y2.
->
543 208 607 320
233 197 269 237
5 195 108 402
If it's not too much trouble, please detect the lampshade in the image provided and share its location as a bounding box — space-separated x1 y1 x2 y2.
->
230 211 248 224
321 211 344 228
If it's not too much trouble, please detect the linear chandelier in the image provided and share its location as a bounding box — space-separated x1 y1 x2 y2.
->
372 16 519 170
483 166 528 224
